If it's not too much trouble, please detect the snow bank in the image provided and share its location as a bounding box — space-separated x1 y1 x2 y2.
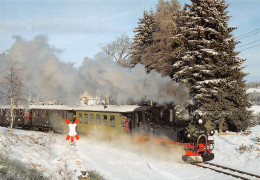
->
0 127 87 179
212 126 260 175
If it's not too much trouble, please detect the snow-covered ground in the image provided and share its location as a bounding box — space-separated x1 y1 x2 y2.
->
0 126 259 180
0 127 87 179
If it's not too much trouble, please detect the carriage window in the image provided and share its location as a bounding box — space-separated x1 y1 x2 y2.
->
110 115 115 127
37 111 40 118
79 113 82 123
121 116 125 127
96 114 100 125
63 111 66 119
103 115 108 126
90 114 94 124
84 114 88 124
42 110 45 118
46 111 49 118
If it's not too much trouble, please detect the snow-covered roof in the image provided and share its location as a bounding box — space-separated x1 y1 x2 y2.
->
29 105 74 110
0 104 141 113
29 104 140 113
76 105 140 113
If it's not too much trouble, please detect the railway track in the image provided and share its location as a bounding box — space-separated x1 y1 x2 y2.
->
191 162 260 180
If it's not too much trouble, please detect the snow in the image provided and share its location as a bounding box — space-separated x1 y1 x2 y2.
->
247 88 260 93
1 125 260 179
2 104 141 113
250 105 260 114
0 127 87 179
201 49 219 55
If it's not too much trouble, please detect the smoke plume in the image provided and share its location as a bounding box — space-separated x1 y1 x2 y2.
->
0 35 189 105
79 53 189 104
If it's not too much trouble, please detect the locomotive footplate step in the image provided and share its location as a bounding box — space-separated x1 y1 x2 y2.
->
182 155 203 163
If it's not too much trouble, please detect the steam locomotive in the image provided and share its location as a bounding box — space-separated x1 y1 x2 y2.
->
0 104 214 162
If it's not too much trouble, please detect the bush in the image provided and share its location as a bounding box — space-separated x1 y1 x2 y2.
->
0 154 48 180
88 170 106 180
237 144 256 153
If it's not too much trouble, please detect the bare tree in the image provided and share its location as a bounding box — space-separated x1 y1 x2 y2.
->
101 34 133 68
0 59 27 134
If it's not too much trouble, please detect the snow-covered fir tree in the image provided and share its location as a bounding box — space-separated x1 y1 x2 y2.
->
130 10 156 67
172 0 252 131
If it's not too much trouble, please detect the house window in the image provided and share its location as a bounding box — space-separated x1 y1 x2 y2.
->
84 114 88 124
90 114 94 124
96 114 100 125
110 115 115 127
79 113 82 123
103 115 108 126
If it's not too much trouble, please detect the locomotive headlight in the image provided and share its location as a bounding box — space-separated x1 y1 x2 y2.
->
187 134 191 138
198 119 203 124
210 130 215 136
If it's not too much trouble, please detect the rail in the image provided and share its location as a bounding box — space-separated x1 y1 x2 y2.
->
191 162 260 180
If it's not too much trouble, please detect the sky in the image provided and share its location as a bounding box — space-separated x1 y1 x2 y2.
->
0 0 259 82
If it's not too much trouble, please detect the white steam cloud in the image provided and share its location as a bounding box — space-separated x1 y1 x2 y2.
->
80 53 189 104
0 35 189 105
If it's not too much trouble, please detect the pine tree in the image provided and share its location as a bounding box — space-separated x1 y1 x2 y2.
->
143 0 181 77
131 10 156 67
131 0 181 78
172 0 252 131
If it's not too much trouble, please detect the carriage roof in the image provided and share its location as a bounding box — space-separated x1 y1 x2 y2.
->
29 104 140 113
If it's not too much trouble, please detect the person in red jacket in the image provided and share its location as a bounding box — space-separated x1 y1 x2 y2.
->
124 116 129 134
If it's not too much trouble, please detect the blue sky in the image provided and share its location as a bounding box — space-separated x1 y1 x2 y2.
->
0 0 259 82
